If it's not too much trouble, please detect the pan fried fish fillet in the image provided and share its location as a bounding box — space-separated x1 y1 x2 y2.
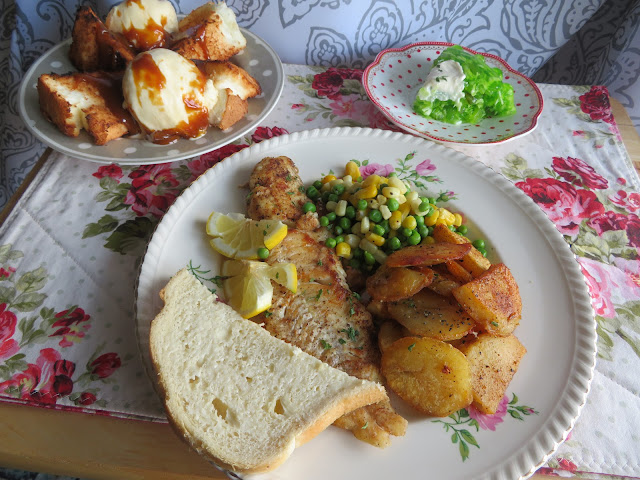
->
249 156 407 447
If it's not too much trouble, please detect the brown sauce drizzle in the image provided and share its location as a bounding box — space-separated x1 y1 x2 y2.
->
73 72 137 130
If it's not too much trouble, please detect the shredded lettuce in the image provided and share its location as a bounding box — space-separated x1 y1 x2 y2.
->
413 45 516 125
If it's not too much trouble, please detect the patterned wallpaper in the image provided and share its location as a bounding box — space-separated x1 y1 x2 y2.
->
1 0 638 210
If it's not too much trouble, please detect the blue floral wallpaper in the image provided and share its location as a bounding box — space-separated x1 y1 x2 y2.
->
0 0 638 211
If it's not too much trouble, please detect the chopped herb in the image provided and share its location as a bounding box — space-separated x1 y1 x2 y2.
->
408 343 416 351
340 326 359 342
435 76 447 82
349 306 355 316
264 310 273 317
276 272 280 279
491 321 499 327
362 422 369 429
286 174 293 181
315 289 323 301
317 260 323 266
298 185 306 193
338 338 346 345
320 339 332 350
286 191 294 195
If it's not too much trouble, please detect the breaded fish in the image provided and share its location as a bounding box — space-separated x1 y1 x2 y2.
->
249 156 407 447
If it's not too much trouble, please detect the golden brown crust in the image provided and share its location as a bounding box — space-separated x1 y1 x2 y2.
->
69 6 136 72
37 72 139 145
217 91 248 130
173 4 245 61
199 61 262 99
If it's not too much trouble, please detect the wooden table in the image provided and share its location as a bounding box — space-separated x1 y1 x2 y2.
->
1 100 638 480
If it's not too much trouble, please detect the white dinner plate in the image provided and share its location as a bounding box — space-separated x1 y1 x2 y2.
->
135 128 596 480
18 29 284 165
363 42 543 145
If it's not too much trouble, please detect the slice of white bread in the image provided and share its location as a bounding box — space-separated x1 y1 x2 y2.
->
173 2 246 61
149 268 388 474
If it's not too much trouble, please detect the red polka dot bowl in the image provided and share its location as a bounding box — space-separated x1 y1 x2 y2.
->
363 42 543 145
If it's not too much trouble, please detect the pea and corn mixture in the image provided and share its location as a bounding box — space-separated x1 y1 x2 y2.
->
302 161 487 271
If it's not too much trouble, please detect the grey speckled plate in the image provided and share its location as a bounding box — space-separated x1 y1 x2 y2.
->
18 29 284 165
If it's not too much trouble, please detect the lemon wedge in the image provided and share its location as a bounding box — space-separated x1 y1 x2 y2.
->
222 259 297 318
206 212 288 259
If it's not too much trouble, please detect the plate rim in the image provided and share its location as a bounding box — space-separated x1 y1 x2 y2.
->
18 28 284 165
362 41 544 146
134 127 596 480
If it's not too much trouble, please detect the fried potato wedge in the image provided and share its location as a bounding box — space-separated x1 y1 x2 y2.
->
445 260 473 283
452 263 522 336
432 223 491 277
385 242 472 268
428 265 463 296
457 333 526 414
366 264 434 302
381 337 473 417
378 320 412 353
387 289 476 342
367 298 389 320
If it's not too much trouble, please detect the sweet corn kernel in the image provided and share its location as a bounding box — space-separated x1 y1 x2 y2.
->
345 161 360 179
380 205 392 220
410 198 422 214
406 191 419 202
439 208 456 225
322 174 336 184
366 232 385 247
367 199 379 210
422 236 436 245
399 202 411 220
381 186 401 198
402 216 417 230
424 210 440 226
362 174 381 187
360 216 370 234
342 175 353 184
373 249 388 264
396 194 407 204
389 210 403 230
345 234 360 248
453 213 463 227
359 238 378 255
336 242 352 258
376 194 387 205
388 177 407 194
353 185 378 199
325 201 337 212
335 200 348 217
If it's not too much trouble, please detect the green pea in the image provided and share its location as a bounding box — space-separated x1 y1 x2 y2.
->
379 219 390 234
357 199 368 211
325 238 337 249
257 247 269 259
333 226 343 235
303 202 316 213
353 247 364 259
448 225 457 231
388 237 402 250
322 191 332 203
306 186 319 199
326 212 337 222
386 197 399 212
368 209 382 223
415 214 425 225
457 225 468 235
338 217 351 230
408 230 421 245
428 197 437 204
319 216 329 227
345 205 356 219
363 251 376 265
328 193 339 203
372 224 385 236
332 183 346 196
335 235 344 245
349 258 362 269
313 180 323 190
477 246 487 257
472 239 486 249
402 227 413 238
418 200 430 212
418 225 429 238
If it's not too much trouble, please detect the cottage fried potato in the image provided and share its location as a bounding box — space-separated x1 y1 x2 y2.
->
445 260 473 283
381 337 473 417
458 333 527 414
387 289 476 342
385 242 471 267
377 320 412 353
432 223 491 277
427 265 463 297
452 263 522 336
366 264 434 302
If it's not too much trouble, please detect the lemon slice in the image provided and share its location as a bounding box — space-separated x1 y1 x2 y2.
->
206 212 288 259
222 260 297 318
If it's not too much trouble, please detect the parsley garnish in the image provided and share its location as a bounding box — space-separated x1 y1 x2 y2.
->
320 339 332 350
408 343 416 351
491 321 499 327
264 310 273 317
286 174 293 181
340 326 359 342
317 260 323 266
435 76 447 82
315 289 323 301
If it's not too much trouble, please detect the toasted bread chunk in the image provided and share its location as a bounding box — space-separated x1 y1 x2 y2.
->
38 72 139 145
217 90 248 130
172 2 246 61
199 61 261 100
69 6 136 72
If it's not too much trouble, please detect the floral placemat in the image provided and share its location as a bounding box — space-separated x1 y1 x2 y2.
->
1 64 639 478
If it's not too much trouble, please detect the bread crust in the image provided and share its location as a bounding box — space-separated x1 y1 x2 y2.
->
69 6 136 72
